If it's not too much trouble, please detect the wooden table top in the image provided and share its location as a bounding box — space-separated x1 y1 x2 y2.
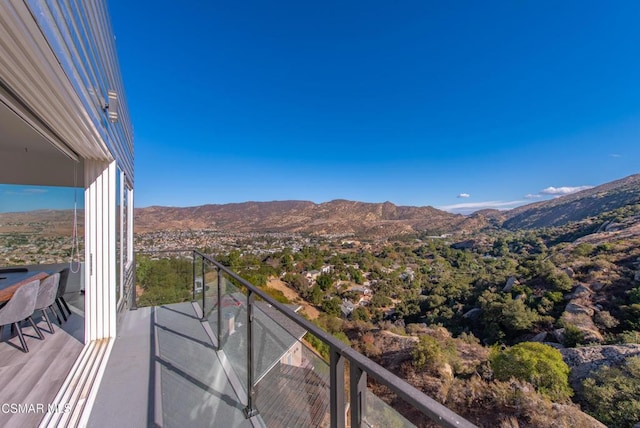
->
0 271 50 303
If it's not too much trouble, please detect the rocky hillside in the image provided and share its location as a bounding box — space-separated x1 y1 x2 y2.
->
0 209 82 235
503 174 640 230
134 199 478 237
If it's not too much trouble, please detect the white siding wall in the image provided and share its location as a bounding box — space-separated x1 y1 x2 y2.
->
85 159 117 341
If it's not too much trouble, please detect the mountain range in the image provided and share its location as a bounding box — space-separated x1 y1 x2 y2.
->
133 174 640 237
1 174 637 238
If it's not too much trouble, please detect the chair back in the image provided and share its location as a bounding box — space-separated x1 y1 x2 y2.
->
0 280 40 325
57 268 70 298
35 273 60 310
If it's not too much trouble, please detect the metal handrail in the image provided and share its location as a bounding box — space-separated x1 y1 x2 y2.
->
193 250 476 428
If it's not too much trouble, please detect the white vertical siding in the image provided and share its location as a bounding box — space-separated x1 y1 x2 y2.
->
25 0 134 180
85 159 117 341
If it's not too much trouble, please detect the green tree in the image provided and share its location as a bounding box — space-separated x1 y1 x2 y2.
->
316 272 333 290
351 306 369 321
321 297 342 317
480 291 539 342
307 285 324 305
490 342 572 402
582 356 640 428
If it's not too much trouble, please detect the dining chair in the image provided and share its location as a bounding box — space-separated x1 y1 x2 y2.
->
55 268 72 322
34 273 60 335
0 280 42 353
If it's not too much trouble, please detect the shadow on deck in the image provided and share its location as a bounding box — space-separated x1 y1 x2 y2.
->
89 302 259 427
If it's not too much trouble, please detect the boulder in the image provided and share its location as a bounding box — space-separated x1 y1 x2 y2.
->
560 344 640 391
463 308 482 321
502 276 517 292
564 267 575 278
565 302 595 316
567 284 592 299
591 282 605 291
531 331 547 342
634 270 640 282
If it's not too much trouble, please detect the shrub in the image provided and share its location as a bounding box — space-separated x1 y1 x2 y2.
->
563 324 586 347
261 286 290 304
609 330 640 344
594 310 619 330
582 356 640 427
412 335 445 372
572 243 594 257
490 342 572 402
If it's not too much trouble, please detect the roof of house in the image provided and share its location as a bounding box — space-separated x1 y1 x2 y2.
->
254 363 330 428
221 294 308 383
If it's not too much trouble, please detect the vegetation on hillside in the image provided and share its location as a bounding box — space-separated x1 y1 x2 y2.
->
134 199 640 427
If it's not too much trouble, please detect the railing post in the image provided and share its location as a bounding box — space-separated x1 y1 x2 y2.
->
201 256 206 320
350 363 366 428
192 251 197 302
217 267 223 349
131 260 138 310
244 290 259 418
330 347 345 428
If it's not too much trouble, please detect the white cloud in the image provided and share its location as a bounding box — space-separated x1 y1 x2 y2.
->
4 188 48 195
439 200 525 214
540 185 593 196
524 193 542 199
457 193 471 198
22 188 48 194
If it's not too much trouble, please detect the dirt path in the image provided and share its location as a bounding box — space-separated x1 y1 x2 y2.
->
267 277 320 320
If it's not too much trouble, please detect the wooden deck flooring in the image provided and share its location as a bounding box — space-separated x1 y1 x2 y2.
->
0 313 84 428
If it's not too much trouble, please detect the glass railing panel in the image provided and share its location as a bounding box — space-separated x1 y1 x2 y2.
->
135 250 194 308
214 270 248 388
202 258 218 322
362 388 416 428
251 304 331 427
193 252 204 313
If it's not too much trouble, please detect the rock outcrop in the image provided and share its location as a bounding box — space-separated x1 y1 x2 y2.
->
560 344 640 391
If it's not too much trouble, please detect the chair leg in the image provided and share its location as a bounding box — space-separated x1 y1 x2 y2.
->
56 299 68 322
27 317 44 340
49 305 61 325
0 324 4 340
41 309 54 334
61 297 72 315
14 322 28 353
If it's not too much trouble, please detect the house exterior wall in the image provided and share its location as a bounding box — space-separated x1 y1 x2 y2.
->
1 0 135 339
25 0 134 181
281 341 304 367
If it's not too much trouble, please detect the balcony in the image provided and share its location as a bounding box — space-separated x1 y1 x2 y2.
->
86 250 475 427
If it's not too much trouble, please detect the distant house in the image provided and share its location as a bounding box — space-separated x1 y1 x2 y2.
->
340 299 355 318
348 285 372 296
220 296 331 426
250 303 331 427
304 270 321 285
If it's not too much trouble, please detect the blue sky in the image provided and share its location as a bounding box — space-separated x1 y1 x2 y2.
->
3 1 639 214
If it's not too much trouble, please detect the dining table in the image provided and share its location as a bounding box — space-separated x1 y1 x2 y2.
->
0 271 51 303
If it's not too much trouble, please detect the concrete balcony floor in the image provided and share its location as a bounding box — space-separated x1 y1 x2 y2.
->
89 302 260 427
